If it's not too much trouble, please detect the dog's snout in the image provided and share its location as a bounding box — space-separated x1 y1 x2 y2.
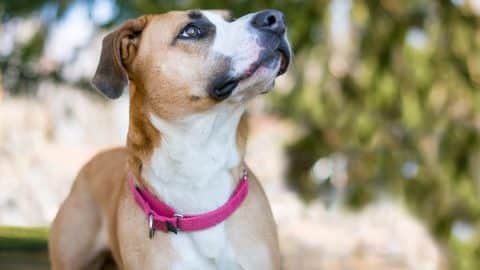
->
251 10 285 35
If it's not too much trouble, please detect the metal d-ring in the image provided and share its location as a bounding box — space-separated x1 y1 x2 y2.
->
242 169 248 180
148 214 155 239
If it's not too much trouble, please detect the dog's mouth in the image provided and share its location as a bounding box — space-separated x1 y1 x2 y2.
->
209 40 291 100
239 43 291 80
277 48 290 76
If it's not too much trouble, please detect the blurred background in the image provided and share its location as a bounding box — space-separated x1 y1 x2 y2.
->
1 0 480 269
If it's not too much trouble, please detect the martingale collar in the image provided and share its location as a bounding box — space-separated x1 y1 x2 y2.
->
128 170 249 238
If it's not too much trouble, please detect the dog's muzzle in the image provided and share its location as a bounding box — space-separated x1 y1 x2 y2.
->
208 10 291 101
251 9 291 76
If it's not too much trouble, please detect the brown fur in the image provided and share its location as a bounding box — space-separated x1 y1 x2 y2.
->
49 10 281 270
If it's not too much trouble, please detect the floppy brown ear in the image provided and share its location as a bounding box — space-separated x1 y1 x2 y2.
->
92 16 148 99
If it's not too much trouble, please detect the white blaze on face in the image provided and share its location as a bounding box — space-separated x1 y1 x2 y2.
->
202 11 283 101
202 11 261 77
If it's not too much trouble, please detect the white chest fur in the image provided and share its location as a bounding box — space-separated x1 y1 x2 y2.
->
143 104 246 268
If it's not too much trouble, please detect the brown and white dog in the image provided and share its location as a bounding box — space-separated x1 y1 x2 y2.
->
48 9 291 270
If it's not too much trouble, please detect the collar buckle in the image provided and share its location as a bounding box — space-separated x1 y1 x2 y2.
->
167 213 183 234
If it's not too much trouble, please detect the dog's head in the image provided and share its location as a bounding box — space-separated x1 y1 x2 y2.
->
92 9 291 119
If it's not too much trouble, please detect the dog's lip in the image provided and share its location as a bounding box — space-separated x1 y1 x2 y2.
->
238 45 290 81
276 47 290 76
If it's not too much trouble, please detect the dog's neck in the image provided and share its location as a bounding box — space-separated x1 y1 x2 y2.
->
131 102 247 214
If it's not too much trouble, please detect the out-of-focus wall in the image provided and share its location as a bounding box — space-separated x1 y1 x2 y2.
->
0 85 443 269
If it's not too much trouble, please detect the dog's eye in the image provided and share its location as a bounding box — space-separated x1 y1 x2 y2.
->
178 24 203 39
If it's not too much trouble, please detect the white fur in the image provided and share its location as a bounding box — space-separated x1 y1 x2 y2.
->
203 11 260 78
141 10 286 269
143 103 245 269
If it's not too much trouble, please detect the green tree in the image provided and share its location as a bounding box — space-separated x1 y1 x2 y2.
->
276 1 480 269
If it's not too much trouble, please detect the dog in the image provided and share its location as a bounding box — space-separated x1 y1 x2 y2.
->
48 9 291 270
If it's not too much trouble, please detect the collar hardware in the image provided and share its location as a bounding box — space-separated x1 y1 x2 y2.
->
148 214 155 239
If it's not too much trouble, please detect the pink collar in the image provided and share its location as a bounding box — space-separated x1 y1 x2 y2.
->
128 171 249 237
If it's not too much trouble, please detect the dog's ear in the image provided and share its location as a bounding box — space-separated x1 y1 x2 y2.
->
92 16 148 99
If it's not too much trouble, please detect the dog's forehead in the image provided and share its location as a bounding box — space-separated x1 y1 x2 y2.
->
145 9 233 39
201 10 235 28
201 9 233 20
145 11 189 38
150 9 231 25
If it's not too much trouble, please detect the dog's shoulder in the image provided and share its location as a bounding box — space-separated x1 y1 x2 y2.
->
82 147 128 172
72 147 129 194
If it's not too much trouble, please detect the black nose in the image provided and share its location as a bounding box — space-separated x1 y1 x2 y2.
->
251 9 285 35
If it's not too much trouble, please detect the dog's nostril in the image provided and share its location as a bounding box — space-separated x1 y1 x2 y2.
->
252 9 285 35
